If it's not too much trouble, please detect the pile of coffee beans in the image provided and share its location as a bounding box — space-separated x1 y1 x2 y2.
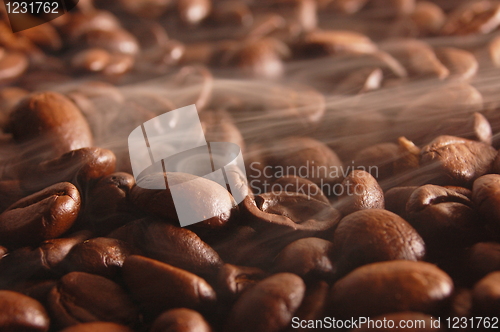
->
2 0 500 331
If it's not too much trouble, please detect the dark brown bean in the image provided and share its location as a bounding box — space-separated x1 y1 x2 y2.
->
272 176 329 203
224 273 305 332
0 182 81 249
71 48 112 73
353 142 400 180
336 170 384 216
273 237 334 279
8 92 93 161
330 209 425 277
472 174 500 235
150 308 213 332
410 1 445 36
64 237 132 279
130 172 236 229
0 87 27 130
122 255 217 318
0 290 50 332
328 261 454 318
285 280 328 332
216 264 267 302
47 272 139 329
435 47 478 81
17 23 62 51
60 322 134 332
384 186 418 218
299 30 377 58
420 135 496 186
200 109 245 152
472 271 500 316
64 11 122 42
465 242 500 284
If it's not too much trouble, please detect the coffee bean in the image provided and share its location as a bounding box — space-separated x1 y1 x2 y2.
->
0 51 29 86
64 11 122 42
472 174 500 235
0 87 27 130
328 261 453 318
410 1 445 36
177 0 212 25
118 0 170 19
217 264 267 302
0 182 81 249
72 49 112 73
489 35 500 67
435 47 478 81
9 92 93 162
60 322 134 332
330 209 425 277
421 135 497 186
17 23 62 51
0 290 50 332
131 172 236 229
272 176 329 203
326 0 368 14
442 1 500 36
47 271 139 329
122 255 216 318
465 242 500 284
384 186 418 218
64 237 132 279
353 143 400 180
299 30 378 58
150 308 213 332
209 1 253 27
334 67 383 94
285 280 328 332
200 109 245 151
337 170 384 216
273 237 334 279
224 273 305 332
472 271 500 316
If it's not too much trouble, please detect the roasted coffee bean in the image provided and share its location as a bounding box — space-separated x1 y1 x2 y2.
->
224 273 305 332
0 182 81 249
85 172 136 234
118 0 170 18
17 23 62 51
71 49 112 73
421 135 496 186
472 174 500 235
122 255 216 318
435 47 478 81
60 322 134 332
272 176 328 203
131 172 236 229
489 35 500 67
64 10 122 42
298 30 378 58
200 109 245 151
285 280 328 332
384 186 418 218
449 287 472 318
102 54 135 77
8 92 93 162
441 1 500 36
465 242 500 284
273 237 334 279
177 0 212 25
336 170 384 216
353 143 400 180
150 308 213 332
0 51 29 86
380 39 448 79
83 29 139 56
333 67 383 94
22 147 116 193
405 184 479 248
393 137 421 175
216 264 267 302
472 271 500 316
48 272 139 329
410 1 445 36
330 209 425 278
352 312 445 331
0 87 27 130
64 237 132 279
328 261 454 318
0 290 50 332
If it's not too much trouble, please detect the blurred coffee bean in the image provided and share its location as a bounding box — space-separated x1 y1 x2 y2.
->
326 0 368 14
85 172 136 234
384 186 418 218
131 172 236 229
217 264 267 302
285 280 328 332
489 35 500 67
224 273 305 332
353 142 400 180
352 312 445 331
177 0 212 25
420 135 496 186
405 185 479 248
150 308 213 332
380 39 448 79
272 0 317 33
393 137 421 175
0 87 28 130
328 261 453 318
83 29 139 56
0 290 50 332
122 255 216 318
441 1 500 36
298 30 378 58
60 322 134 332
17 24 62 51
64 237 132 279
48 272 139 329
410 1 445 36
71 49 112 73
336 170 384 216
472 174 500 235
435 47 478 81
273 237 334 279
0 182 81 249
22 147 116 193
118 0 171 18
9 92 93 162
465 242 500 284
103 54 135 77
472 271 500 316
0 51 29 86
333 67 383 94
209 1 253 27
449 287 472 318
64 10 122 42
272 176 329 203
200 109 245 151
330 209 425 278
